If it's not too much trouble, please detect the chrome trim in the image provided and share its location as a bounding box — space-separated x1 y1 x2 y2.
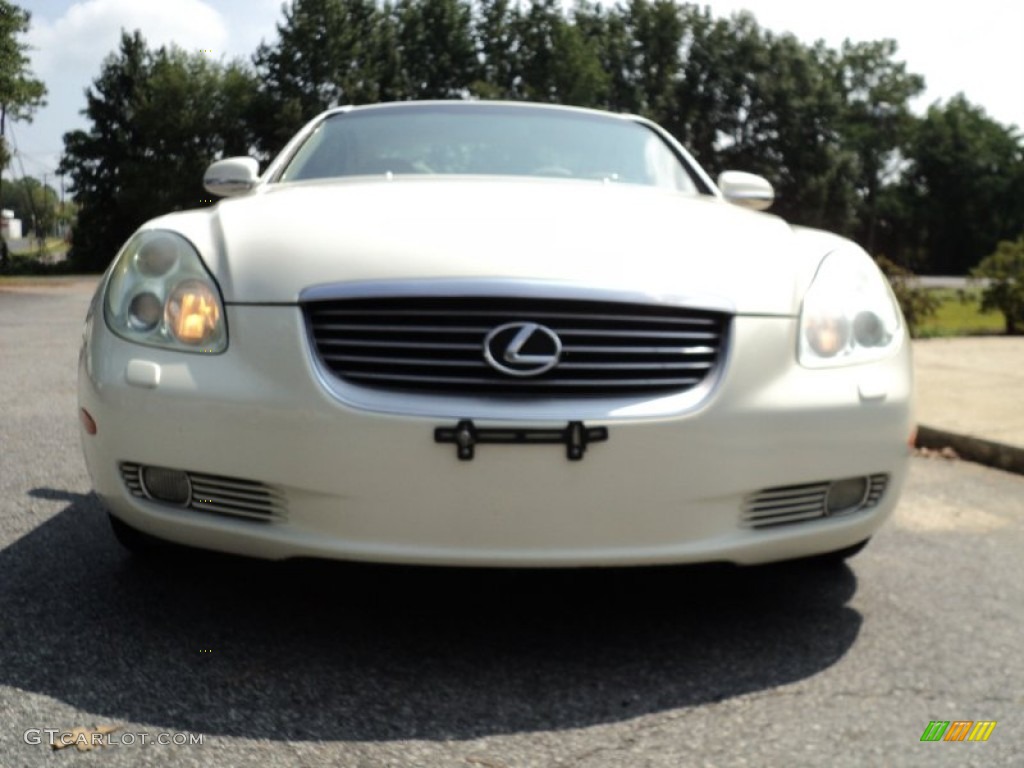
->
299 279 733 421
483 322 562 377
299 278 736 315
742 474 889 529
119 462 286 522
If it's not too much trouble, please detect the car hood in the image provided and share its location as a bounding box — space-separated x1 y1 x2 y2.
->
150 178 834 314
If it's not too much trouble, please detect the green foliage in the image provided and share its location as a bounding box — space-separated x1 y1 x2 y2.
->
513 0 606 104
56 0 1024 280
58 32 260 271
0 1 47 265
833 39 924 253
0 176 57 235
396 0 477 98
251 0 383 154
898 97 1024 275
972 235 1024 334
668 10 863 234
0 1 46 121
874 255 940 337
913 287 1004 338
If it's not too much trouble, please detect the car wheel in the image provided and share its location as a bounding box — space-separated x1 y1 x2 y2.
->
108 513 171 556
804 538 871 566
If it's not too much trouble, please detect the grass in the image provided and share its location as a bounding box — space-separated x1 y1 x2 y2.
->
10 237 67 258
0 242 78 279
915 287 1006 337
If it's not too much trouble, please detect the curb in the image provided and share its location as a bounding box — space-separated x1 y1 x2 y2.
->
916 424 1024 476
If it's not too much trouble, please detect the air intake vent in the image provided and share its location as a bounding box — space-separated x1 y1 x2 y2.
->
305 295 729 397
742 474 888 529
118 462 286 522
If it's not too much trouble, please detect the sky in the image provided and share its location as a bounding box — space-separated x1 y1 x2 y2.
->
15 0 1024 187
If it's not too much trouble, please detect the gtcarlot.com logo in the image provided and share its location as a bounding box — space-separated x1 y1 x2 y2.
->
920 720 997 742
24 727 204 751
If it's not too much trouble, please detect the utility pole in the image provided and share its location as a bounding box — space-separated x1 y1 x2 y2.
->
42 172 49 239
59 172 65 240
0 104 6 268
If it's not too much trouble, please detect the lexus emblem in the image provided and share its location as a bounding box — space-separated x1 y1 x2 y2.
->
483 322 562 377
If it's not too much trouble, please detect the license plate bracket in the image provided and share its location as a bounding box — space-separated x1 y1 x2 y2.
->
434 420 608 461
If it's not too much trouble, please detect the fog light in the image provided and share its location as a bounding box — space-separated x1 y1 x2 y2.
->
826 477 868 515
141 466 191 506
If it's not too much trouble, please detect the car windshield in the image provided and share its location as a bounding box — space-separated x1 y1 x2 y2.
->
278 104 700 193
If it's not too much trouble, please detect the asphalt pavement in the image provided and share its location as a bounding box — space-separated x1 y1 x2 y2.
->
1 278 1022 767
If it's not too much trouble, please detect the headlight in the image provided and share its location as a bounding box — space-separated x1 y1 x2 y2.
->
799 247 903 368
104 230 227 353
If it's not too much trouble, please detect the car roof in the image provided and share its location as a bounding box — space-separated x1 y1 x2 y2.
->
315 100 642 123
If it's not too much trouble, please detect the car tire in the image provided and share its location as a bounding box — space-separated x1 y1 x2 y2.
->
108 513 171 556
804 537 871 566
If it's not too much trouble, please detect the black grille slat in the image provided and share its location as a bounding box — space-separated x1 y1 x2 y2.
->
313 323 495 334
322 353 490 368
557 361 713 371
343 371 705 387
314 307 719 326
305 296 729 396
562 345 716 356
556 329 719 340
318 338 482 351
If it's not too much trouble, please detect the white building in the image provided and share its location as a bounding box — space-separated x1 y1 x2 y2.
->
1 209 22 240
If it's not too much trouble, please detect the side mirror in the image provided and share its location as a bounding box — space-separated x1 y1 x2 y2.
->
203 157 260 198
717 171 774 211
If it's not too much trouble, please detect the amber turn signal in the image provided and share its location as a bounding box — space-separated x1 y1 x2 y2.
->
167 281 221 344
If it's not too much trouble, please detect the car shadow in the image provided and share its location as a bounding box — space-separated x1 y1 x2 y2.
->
2 488 861 741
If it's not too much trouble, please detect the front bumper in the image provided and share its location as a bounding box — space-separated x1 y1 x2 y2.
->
79 303 913 566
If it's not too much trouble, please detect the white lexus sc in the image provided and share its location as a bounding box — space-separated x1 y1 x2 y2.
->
78 101 914 567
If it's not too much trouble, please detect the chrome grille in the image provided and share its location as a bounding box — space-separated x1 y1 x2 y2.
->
742 474 888 529
304 296 729 396
119 462 286 522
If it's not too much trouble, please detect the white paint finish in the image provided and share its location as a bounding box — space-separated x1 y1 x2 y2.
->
80 306 913 566
152 176 822 314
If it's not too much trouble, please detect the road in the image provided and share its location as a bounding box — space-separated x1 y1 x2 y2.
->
1 279 1021 767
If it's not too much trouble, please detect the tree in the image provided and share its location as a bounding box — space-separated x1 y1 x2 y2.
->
471 0 523 100
832 39 924 254
395 0 476 99
973 234 1024 334
572 2 638 113
874 254 939 337
59 31 260 270
898 96 1024 274
0 176 56 237
512 0 606 105
0 1 47 263
621 0 685 122
251 0 383 156
672 12 859 232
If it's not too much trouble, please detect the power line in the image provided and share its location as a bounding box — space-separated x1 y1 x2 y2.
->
7 122 44 239
14 150 59 175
